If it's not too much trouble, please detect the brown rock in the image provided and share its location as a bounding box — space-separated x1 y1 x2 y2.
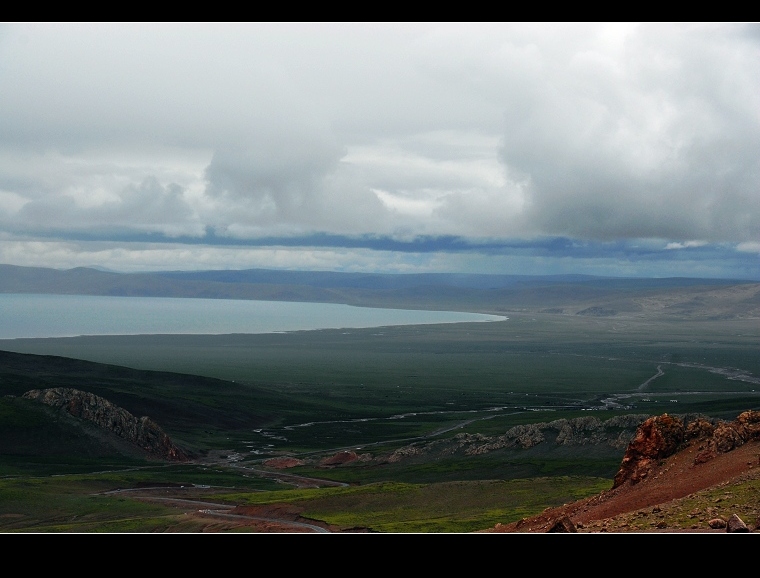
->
726 514 749 533
712 422 747 453
736 410 760 439
613 414 684 488
685 418 715 440
264 457 305 469
694 449 717 465
486 411 760 534
546 516 577 533
320 451 359 466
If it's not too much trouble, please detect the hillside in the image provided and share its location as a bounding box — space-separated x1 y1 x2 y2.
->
1 347 759 532
487 412 760 533
0 349 295 457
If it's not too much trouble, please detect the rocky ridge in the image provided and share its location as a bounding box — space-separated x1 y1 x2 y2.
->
23 387 187 461
263 413 728 470
384 414 655 463
613 410 760 488
260 414 655 470
488 410 760 533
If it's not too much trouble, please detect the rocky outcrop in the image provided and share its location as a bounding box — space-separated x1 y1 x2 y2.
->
497 423 545 450
613 413 684 488
382 414 652 463
614 411 760 488
494 414 651 452
685 417 715 440
23 387 187 461
693 410 760 464
382 411 760 471
320 451 360 466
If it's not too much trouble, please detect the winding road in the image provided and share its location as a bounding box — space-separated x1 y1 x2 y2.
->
638 365 664 391
102 490 331 533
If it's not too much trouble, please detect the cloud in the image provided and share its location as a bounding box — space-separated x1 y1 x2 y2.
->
0 23 757 277
664 240 709 250
736 242 760 254
489 23 760 243
12 175 200 237
1 236 756 280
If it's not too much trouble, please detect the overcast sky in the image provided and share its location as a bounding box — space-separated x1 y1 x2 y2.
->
1 23 758 278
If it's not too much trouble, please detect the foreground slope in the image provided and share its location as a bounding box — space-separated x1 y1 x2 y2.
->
488 412 760 532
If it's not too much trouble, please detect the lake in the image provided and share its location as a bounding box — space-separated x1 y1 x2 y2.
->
0 293 506 339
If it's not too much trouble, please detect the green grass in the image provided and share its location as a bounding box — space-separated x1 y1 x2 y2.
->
0 476 171 532
0 463 286 532
0 311 758 531
215 477 611 532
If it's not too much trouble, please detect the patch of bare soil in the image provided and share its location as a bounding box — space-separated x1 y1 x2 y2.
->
263 457 305 469
319 451 359 466
487 438 760 533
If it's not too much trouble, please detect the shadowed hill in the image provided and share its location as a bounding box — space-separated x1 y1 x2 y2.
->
0 349 294 454
23 387 187 461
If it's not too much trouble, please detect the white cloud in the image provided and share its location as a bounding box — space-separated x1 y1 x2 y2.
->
736 242 760 254
0 23 757 276
0 190 28 214
664 240 709 250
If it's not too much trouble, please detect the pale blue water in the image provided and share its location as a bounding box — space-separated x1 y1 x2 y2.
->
0 294 506 339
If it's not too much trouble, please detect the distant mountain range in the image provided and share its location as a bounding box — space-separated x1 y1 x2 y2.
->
1 264 758 318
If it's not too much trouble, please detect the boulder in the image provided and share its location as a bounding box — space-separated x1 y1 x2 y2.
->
546 516 577 533
726 514 749 533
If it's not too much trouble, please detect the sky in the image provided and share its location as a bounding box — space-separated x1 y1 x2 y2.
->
0 22 758 279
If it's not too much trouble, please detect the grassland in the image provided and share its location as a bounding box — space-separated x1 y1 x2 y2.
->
1 308 758 532
216 477 612 533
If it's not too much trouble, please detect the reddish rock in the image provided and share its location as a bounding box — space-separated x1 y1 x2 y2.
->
614 412 760 482
320 451 359 466
712 422 746 453
546 516 577 533
487 411 760 533
694 449 717 465
685 418 715 440
613 414 684 488
736 410 760 439
263 457 305 469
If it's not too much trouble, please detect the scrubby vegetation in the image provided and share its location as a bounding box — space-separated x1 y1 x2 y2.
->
1 304 758 531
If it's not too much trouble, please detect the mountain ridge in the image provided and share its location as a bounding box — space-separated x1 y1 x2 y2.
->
1 263 758 319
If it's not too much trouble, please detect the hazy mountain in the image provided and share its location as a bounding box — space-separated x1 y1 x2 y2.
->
1 264 758 319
